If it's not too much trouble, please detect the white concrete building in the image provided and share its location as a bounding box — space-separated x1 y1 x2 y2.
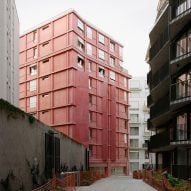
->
129 77 155 174
0 0 19 106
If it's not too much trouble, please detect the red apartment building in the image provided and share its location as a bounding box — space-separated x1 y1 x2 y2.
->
19 10 130 175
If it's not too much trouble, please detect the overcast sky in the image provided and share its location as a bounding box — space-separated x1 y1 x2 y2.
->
15 0 158 77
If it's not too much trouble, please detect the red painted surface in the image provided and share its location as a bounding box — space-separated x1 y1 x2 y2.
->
19 10 130 175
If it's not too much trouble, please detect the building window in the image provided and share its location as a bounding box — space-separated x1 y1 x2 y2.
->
176 35 187 57
130 152 139 160
130 80 140 89
124 91 127 101
124 134 127 144
29 96 37 108
145 150 149 159
42 76 49 80
89 111 93 122
130 114 139 123
110 41 115 52
109 71 116 81
176 28 191 58
119 46 123 57
29 65 37 76
77 19 84 32
29 80 37 91
42 59 49 63
33 47 38 58
130 127 139 136
110 57 115 67
87 26 92 39
176 0 190 16
98 49 105 60
42 93 49 97
89 94 93 105
77 55 85 69
124 77 127 87
98 34 105 44
87 43 92 56
98 67 105 77
42 25 49 30
130 162 139 172
119 61 123 67
89 78 92 89
89 62 93 72
125 105 128 115
177 113 187 141
77 37 84 51
42 41 49 47
89 145 93 157
89 128 93 140
125 120 128 129
130 92 140 98
33 31 37 42
130 101 139 110
130 139 139 148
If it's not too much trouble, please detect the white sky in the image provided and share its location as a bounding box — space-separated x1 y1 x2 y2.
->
15 0 158 77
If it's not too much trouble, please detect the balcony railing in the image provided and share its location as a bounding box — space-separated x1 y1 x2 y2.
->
171 79 191 102
171 0 191 20
151 62 169 90
170 33 191 63
149 27 169 60
147 119 153 130
156 0 169 20
147 71 152 89
147 95 153 107
148 130 170 151
150 95 170 119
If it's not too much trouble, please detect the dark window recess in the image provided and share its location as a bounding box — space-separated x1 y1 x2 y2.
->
42 25 49 30
42 42 49 46
55 137 60 174
45 132 60 179
42 59 49 63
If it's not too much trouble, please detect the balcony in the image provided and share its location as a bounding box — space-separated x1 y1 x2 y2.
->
170 79 191 107
150 95 170 120
147 95 153 107
147 119 153 130
147 71 152 89
170 124 191 145
148 130 170 152
170 42 191 75
151 62 169 90
149 27 169 61
170 0 191 40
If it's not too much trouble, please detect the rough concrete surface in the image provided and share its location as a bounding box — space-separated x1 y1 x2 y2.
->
77 176 157 191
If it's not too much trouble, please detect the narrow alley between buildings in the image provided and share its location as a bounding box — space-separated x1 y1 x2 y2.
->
77 176 157 191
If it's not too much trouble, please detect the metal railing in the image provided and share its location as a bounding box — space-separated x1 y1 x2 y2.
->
152 63 169 89
149 27 169 60
170 39 191 62
150 95 170 119
171 79 191 102
148 130 170 151
171 0 191 20
32 171 106 191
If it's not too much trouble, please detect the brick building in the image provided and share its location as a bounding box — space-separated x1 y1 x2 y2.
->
19 10 130 175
